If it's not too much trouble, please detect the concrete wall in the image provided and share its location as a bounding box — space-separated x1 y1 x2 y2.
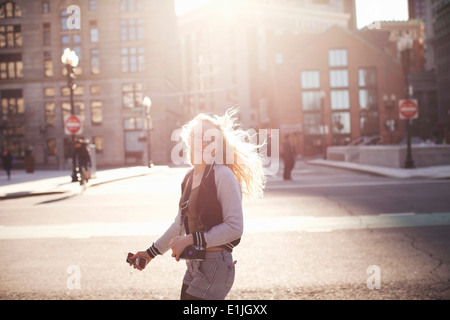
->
327 145 450 168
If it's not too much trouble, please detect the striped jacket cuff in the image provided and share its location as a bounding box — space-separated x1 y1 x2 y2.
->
146 243 161 259
193 232 207 248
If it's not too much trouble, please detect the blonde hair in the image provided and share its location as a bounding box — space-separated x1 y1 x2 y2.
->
181 107 266 200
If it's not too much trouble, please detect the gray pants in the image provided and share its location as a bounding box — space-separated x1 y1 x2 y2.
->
183 250 236 300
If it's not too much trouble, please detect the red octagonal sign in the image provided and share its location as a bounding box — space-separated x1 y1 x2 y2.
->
64 115 83 135
399 99 419 120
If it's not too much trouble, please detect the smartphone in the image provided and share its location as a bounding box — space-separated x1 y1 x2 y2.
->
126 252 148 269
126 252 136 265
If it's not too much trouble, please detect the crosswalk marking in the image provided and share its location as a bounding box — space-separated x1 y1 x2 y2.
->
1 213 449 240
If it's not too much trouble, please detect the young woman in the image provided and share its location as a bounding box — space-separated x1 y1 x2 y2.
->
130 108 266 300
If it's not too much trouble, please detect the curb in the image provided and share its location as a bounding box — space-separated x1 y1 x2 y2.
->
0 166 168 200
306 159 450 179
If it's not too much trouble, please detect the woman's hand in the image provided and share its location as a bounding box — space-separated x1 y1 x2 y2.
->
169 235 193 261
130 251 152 271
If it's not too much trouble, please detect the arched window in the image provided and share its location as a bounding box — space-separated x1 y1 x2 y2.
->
0 1 22 19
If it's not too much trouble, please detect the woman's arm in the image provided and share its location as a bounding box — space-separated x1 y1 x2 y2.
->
131 208 185 269
152 208 185 255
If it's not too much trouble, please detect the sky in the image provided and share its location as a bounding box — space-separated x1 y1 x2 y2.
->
174 0 409 29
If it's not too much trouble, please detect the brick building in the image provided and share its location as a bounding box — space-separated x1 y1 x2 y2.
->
0 0 182 169
273 26 405 156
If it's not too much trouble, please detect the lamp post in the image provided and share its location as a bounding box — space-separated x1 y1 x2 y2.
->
61 48 79 180
61 48 79 138
142 96 152 167
397 34 415 168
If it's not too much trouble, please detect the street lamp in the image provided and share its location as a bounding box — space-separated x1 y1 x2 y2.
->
61 48 79 125
61 48 80 181
397 34 415 168
142 96 152 167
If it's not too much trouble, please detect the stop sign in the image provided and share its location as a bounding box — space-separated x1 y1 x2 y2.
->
64 115 83 135
399 99 419 120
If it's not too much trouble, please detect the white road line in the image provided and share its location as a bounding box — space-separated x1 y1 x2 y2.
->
1 213 450 240
379 212 415 216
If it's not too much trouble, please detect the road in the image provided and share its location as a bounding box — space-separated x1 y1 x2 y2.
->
0 161 449 300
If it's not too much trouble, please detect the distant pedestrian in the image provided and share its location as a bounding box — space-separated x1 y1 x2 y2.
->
1 148 13 180
129 107 266 300
72 139 92 182
282 134 296 180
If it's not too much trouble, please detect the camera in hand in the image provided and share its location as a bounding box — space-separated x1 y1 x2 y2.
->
126 252 148 269
180 245 206 261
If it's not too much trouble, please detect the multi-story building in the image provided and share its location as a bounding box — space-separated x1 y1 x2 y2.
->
273 26 405 155
0 0 182 169
177 0 353 130
434 0 450 142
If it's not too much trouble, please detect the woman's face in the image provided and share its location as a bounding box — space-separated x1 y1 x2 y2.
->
190 121 221 165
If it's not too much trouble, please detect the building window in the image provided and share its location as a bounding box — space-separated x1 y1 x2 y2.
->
358 89 377 110
0 53 23 79
358 68 377 87
91 49 100 74
43 23 51 46
89 0 97 11
330 90 350 110
358 67 379 136
1 90 23 117
0 1 22 19
301 70 323 137
303 113 323 135
42 1 50 14
47 138 57 156
44 87 55 97
44 51 53 77
60 9 69 30
45 102 55 127
120 19 144 41
92 136 103 154
91 101 102 125
301 70 320 89
90 85 101 95
302 91 322 111
331 112 351 135
124 117 144 161
90 21 99 43
0 25 22 48
121 47 145 72
329 70 349 88
61 86 84 96
328 49 347 67
122 83 142 108
120 0 143 12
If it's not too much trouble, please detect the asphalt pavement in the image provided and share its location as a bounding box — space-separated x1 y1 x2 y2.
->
1 159 449 200
1 160 449 301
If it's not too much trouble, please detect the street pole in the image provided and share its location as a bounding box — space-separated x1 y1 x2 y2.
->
403 52 415 169
61 48 79 180
398 36 415 169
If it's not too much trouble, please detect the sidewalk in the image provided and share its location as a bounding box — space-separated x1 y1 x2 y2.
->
0 166 168 200
307 159 450 179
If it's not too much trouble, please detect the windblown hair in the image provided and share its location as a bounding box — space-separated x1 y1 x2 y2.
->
181 107 266 200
